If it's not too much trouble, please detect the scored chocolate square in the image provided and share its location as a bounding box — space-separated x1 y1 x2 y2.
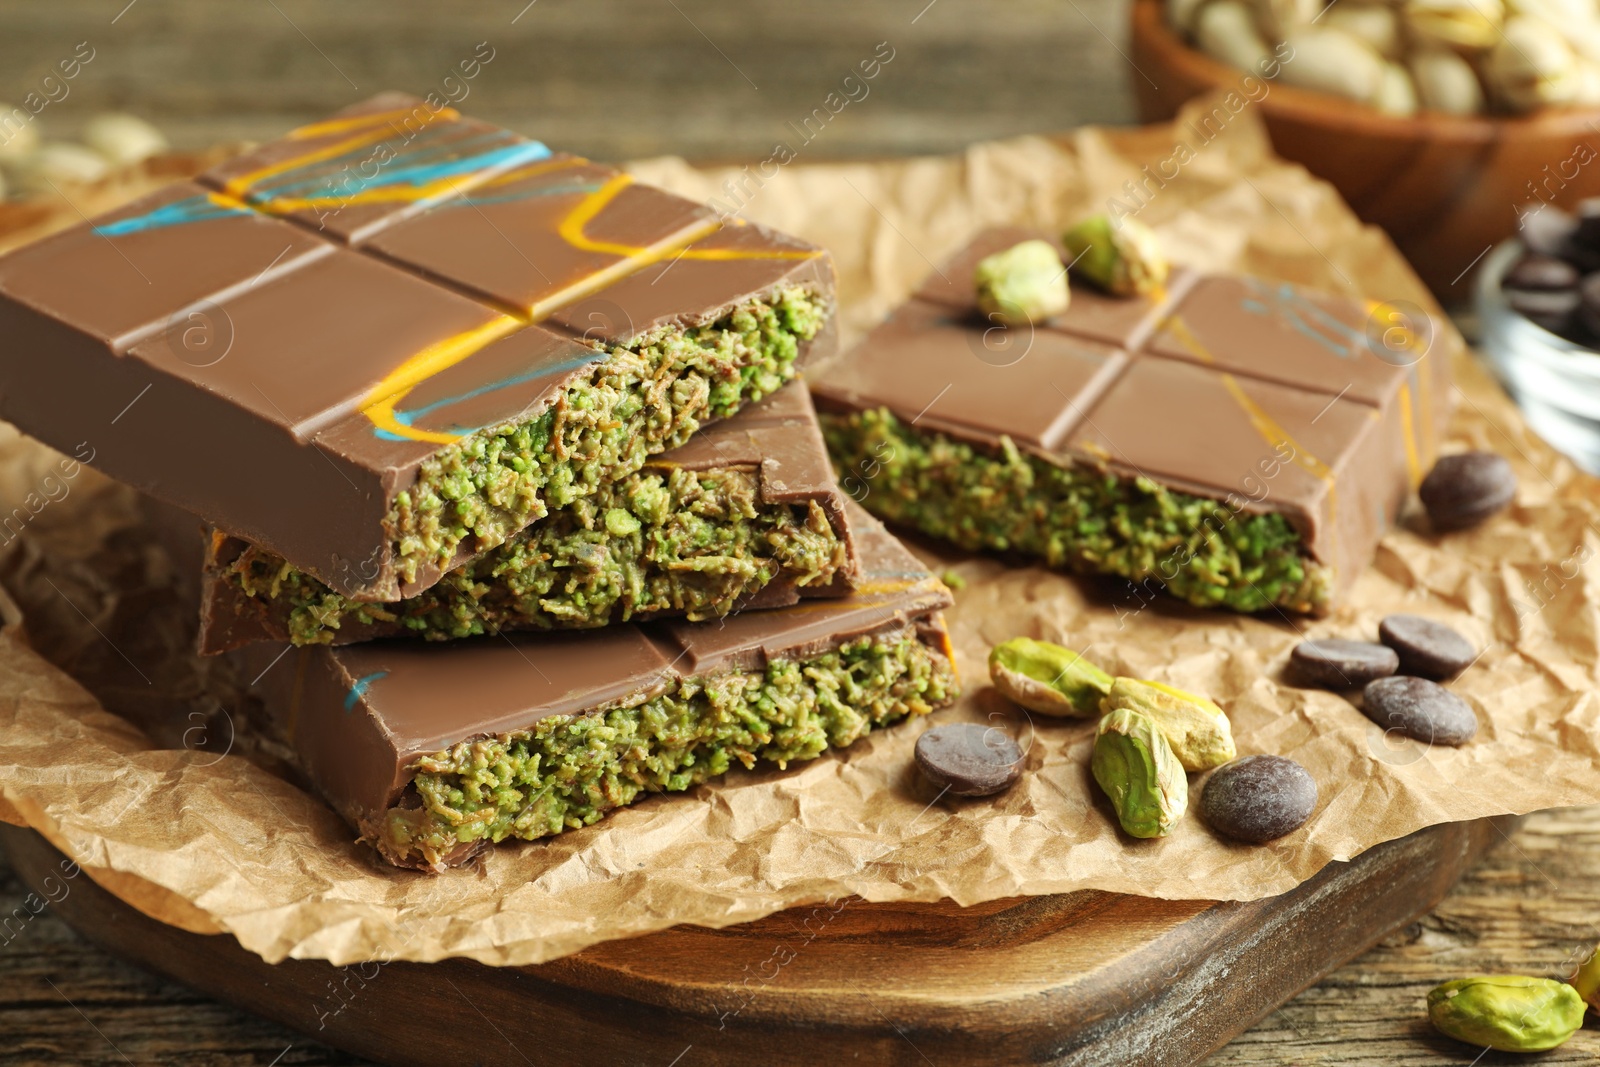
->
813 226 1452 613
360 156 715 314
812 296 1126 451
201 94 546 244
0 93 836 603
1067 357 1409 597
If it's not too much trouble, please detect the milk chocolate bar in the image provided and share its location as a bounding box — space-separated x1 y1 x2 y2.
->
242 503 956 870
813 227 1451 614
0 93 835 603
199 382 858 651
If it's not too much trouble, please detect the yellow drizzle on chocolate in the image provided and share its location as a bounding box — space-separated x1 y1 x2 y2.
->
167 104 831 446
1158 314 1339 522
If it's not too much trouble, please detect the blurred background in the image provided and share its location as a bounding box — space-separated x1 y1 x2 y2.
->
0 0 1136 160
10 0 1600 308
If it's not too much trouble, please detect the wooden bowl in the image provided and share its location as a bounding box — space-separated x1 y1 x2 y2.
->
1129 0 1600 300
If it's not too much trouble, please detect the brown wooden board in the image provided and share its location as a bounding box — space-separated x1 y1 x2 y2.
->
1 818 1509 1066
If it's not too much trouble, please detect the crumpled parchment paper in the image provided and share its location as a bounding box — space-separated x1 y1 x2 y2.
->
1 98 1597 967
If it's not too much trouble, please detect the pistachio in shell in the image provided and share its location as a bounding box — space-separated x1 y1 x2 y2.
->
1278 26 1387 105
0 103 39 163
1100 677 1237 772
82 112 169 167
1404 0 1505 52
1486 16 1582 113
973 239 1069 328
1375 62 1420 116
1193 1 1271 77
1410 46 1486 115
1249 0 1319 43
1427 975 1585 1052
1322 4 1403 61
1062 213 1169 297
1092 708 1188 839
987 638 1112 718
12 142 109 195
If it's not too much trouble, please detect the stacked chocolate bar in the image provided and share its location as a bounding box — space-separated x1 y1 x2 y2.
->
0 94 958 870
813 227 1450 615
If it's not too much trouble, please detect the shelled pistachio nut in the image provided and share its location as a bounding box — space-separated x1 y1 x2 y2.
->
1092 708 1188 839
1100 678 1237 771
1571 946 1600 1010
1427 976 1585 1052
1323 4 1403 60
1404 0 1506 52
988 638 1113 718
1410 47 1486 114
973 239 1068 328
82 112 168 167
0 103 39 163
1486 17 1581 112
1062 214 1169 297
1195 0 1273 74
1375 62 1421 115
1279 27 1388 104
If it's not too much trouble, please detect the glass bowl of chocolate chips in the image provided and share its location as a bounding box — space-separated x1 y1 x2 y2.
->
1478 202 1600 475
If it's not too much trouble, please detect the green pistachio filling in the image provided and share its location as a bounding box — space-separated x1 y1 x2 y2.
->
226 467 848 643
389 287 828 585
821 407 1330 614
381 627 957 866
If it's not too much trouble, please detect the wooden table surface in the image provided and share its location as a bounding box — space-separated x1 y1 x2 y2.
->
1 2 1597 1063
3 809 1598 1065
0 0 1135 162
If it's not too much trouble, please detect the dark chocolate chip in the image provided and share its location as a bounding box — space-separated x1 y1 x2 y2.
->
1578 273 1600 337
1576 198 1600 252
1360 676 1478 746
1200 755 1318 844
1502 252 1581 334
1505 288 1581 315
1504 253 1579 291
1379 614 1477 679
914 722 1023 796
1419 451 1517 532
1504 285 1580 333
1565 240 1600 276
1518 205 1578 258
1289 639 1399 688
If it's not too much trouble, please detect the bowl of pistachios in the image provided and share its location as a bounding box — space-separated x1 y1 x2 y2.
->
1130 0 1600 299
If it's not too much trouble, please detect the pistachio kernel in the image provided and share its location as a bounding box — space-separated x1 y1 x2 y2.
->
988 637 1112 718
1427 975 1585 1052
1062 214 1170 297
973 239 1069 328
1092 708 1188 839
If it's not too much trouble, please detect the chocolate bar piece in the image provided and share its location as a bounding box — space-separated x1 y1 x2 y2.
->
0 92 835 603
199 382 858 651
812 227 1450 614
241 503 957 870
